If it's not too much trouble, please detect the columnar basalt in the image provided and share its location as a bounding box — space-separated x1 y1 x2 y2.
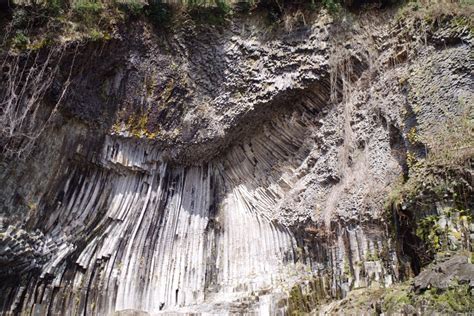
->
0 5 473 315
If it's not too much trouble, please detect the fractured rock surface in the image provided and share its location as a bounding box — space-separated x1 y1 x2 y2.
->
0 8 472 315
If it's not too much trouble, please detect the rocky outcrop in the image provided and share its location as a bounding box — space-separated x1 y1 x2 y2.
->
0 226 51 276
316 253 474 315
0 5 472 315
414 254 474 291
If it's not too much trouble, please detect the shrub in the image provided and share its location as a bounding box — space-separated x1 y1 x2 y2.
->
116 0 145 17
12 31 29 49
187 0 232 25
416 215 443 252
45 0 64 15
322 0 341 13
72 0 104 26
215 0 232 15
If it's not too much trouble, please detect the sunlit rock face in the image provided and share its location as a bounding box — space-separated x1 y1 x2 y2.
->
27 143 299 314
0 91 402 314
1 107 317 315
1 7 472 316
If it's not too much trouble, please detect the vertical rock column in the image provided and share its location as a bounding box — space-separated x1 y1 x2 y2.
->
5 137 305 315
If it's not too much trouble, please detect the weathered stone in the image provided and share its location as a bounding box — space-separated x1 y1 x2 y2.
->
413 255 474 292
0 6 472 316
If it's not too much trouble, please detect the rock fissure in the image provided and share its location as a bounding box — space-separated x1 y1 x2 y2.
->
1 3 473 315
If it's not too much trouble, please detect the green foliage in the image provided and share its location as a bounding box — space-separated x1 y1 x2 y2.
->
44 0 64 15
365 252 380 261
116 0 145 17
287 279 328 314
421 284 474 312
382 282 474 314
187 0 232 25
72 0 104 26
5 0 471 51
415 207 471 255
216 0 232 15
322 0 341 13
255 0 342 22
382 286 411 312
28 37 52 50
89 28 110 41
384 177 404 212
416 215 443 251
73 0 104 15
12 31 29 50
323 278 474 315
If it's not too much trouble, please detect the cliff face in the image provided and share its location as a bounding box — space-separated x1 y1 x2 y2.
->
0 4 473 315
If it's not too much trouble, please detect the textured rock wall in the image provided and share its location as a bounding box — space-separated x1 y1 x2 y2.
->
0 7 472 315
2 138 300 314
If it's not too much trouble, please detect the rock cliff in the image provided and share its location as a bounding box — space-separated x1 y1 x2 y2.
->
0 1 473 315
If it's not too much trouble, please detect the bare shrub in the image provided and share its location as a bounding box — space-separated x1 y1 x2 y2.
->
0 45 78 158
282 9 306 32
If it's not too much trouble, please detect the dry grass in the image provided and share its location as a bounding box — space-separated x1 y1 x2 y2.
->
421 107 474 170
397 0 474 25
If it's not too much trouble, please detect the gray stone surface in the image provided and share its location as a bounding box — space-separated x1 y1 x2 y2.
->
414 254 474 291
0 8 472 315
